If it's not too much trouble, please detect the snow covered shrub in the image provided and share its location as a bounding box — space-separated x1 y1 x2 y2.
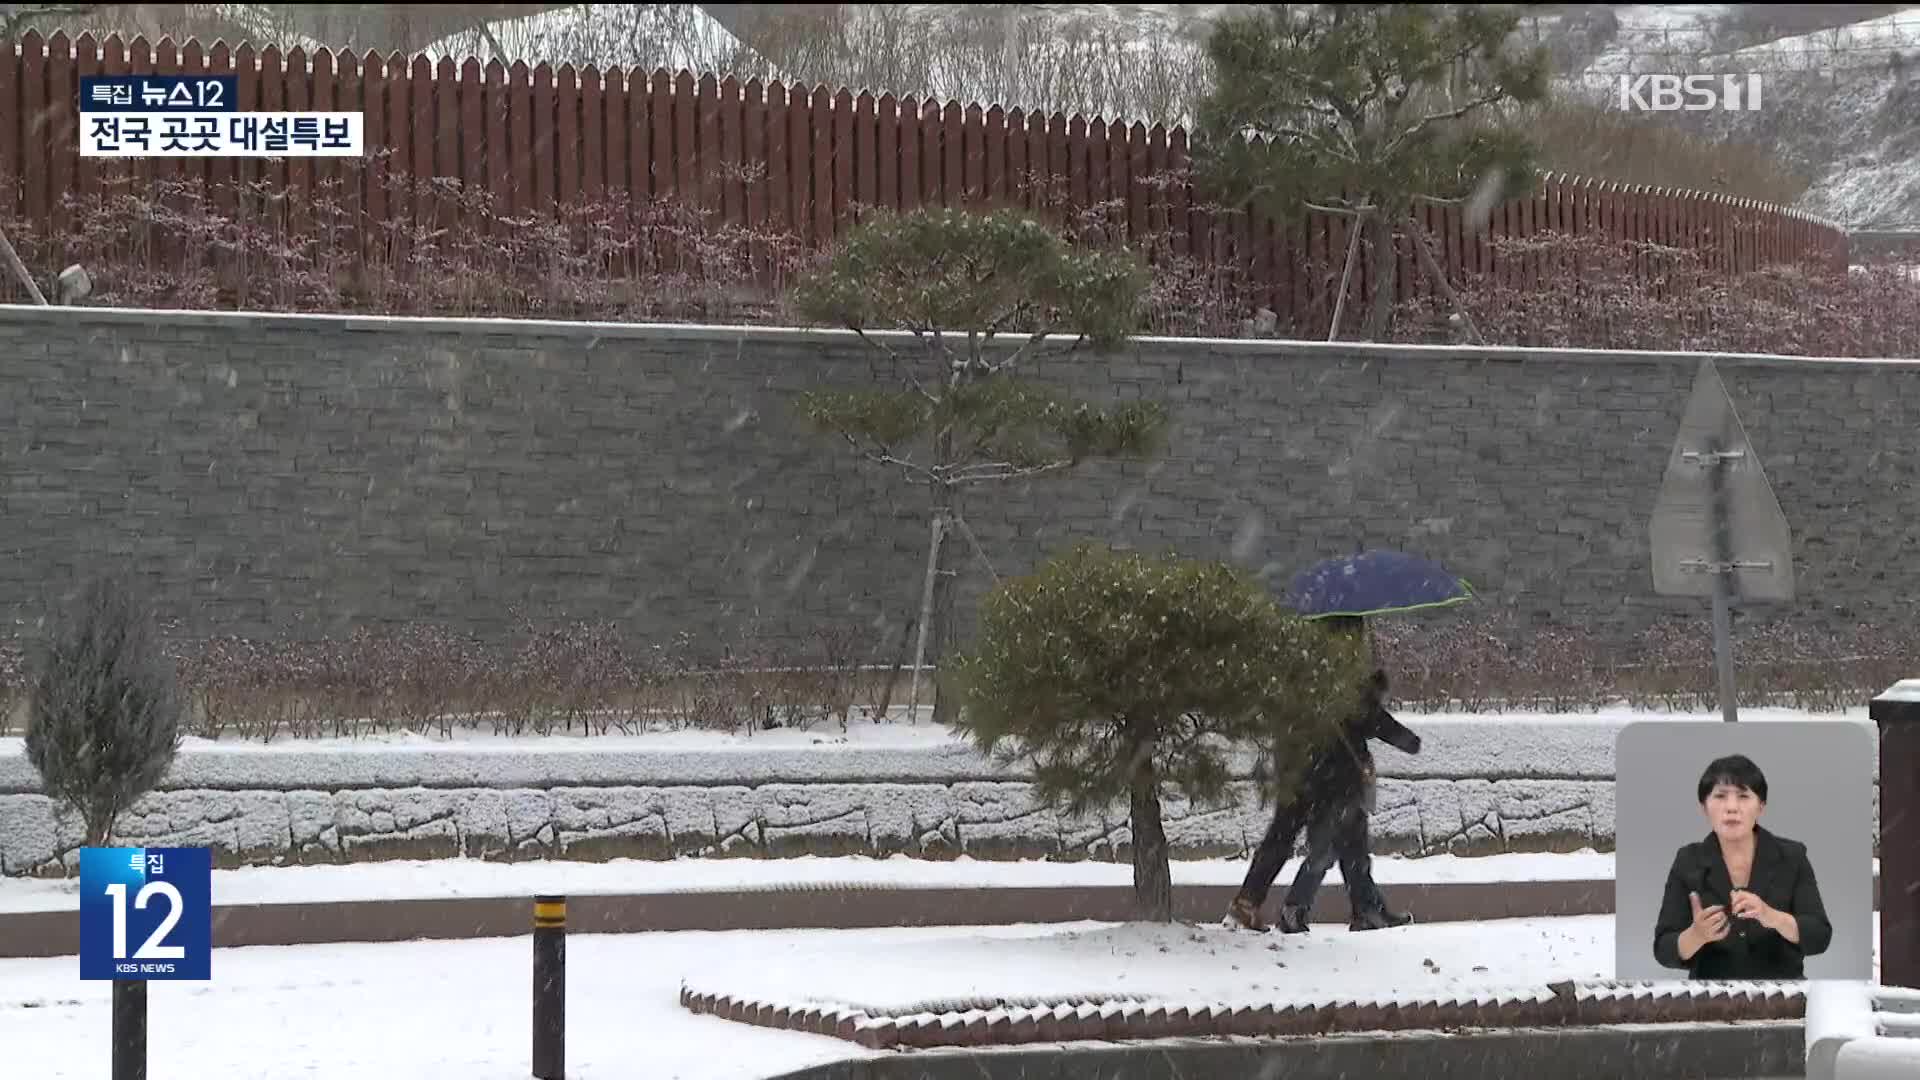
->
23 574 183 846
944 543 1369 921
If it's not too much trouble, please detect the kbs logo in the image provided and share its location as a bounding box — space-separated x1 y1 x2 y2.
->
1616 74 1763 112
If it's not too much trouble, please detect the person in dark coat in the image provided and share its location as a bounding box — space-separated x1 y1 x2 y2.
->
1227 617 1421 933
1271 679 1422 933
1652 754 1833 979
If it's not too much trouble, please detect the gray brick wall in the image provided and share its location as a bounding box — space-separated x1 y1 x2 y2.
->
3 306 1917 656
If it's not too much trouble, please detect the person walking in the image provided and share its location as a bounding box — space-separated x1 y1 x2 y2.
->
1227 618 1420 933
1272 682 1420 933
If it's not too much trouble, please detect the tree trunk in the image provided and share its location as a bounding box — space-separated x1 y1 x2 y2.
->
927 533 961 726
925 448 962 727
85 803 116 849
1361 211 1398 341
905 506 946 724
1128 756 1174 922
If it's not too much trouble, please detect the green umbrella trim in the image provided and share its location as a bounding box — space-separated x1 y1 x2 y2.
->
1297 578 1476 620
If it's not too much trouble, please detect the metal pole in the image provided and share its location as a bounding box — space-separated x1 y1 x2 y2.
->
1708 440 1740 723
532 895 566 1080
111 980 146 1080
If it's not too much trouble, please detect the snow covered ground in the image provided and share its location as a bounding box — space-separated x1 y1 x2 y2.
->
0 703 1869 758
0 850 1625 914
0 914 1882 1079
0 912 1795 1080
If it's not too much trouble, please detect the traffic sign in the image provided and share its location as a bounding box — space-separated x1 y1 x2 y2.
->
1649 359 1794 603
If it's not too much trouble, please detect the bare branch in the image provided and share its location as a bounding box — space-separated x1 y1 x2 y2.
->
948 459 1076 485
985 328 1054 375
839 431 937 484
851 325 906 365
1385 92 1507 155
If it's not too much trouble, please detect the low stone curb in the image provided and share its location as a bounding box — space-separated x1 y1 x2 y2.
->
758 1023 1808 1080
679 979 1808 1050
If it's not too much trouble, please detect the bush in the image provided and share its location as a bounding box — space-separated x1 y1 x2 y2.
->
24 575 184 847
1393 231 1920 357
945 543 1369 921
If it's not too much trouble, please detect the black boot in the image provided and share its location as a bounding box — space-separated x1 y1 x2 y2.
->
1349 908 1414 931
1276 904 1312 934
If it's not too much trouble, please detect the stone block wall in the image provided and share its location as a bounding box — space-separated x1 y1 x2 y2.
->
3 306 1919 654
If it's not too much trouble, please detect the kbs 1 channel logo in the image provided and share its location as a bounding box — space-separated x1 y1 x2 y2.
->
79 73 364 158
1615 73 1764 113
78 847 213 981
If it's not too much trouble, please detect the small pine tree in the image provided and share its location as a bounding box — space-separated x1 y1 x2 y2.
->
24 574 183 848
792 206 1167 722
944 544 1369 922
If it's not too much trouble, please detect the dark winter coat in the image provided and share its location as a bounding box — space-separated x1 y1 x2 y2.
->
1294 669 1421 814
1652 824 1833 979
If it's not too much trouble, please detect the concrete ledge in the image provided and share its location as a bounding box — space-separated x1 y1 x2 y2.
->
758 1022 1807 1080
6 301 1908 367
1836 1036 1920 1080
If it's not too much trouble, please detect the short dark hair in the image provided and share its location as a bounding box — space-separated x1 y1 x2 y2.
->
1697 754 1768 804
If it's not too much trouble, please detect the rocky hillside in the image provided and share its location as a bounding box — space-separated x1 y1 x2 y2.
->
688 3 1920 229
1550 3 1920 228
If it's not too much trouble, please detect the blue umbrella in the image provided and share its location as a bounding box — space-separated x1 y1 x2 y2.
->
1286 549 1475 619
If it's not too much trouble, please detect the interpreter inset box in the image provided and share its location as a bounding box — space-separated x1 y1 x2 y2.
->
1613 720 1874 982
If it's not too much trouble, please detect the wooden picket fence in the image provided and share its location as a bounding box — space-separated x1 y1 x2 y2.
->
0 30 1851 331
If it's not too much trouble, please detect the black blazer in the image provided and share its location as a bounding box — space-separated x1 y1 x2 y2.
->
1652 824 1833 979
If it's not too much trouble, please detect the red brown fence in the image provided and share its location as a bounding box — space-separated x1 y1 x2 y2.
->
0 31 1851 332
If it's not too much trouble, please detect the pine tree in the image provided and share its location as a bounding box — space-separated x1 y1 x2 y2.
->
944 544 1369 921
792 207 1167 722
1195 3 1551 340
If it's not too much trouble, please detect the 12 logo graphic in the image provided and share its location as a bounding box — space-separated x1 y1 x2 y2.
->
79 847 212 981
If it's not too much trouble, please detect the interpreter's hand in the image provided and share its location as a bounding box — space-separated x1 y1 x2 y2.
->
1690 891 1732 943
1730 888 1780 929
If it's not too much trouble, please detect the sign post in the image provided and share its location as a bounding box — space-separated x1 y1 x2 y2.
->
79 847 213 1080
1648 360 1794 722
1871 680 1920 989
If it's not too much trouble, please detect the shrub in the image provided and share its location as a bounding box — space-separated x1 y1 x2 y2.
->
23 575 184 847
945 543 1369 921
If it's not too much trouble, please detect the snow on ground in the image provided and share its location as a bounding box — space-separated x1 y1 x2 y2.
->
698 915 1620 1014
1579 4 1731 77
0 704 1869 758
0 926 866 1080
0 915 1661 1080
1718 9 1920 67
0 850 1626 913
0 915 1882 1079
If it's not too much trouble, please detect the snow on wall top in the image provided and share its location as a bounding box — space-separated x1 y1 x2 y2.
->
0 710 1876 794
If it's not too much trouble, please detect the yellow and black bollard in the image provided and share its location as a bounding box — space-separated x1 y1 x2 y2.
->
532 895 566 1079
